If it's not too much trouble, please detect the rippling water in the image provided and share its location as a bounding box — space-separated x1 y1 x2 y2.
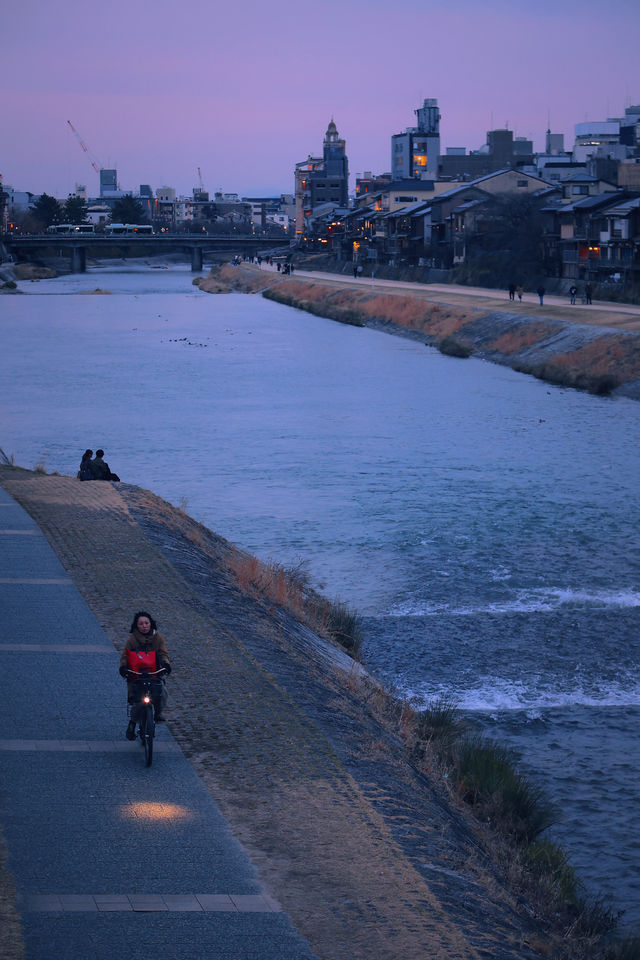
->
2 264 639 926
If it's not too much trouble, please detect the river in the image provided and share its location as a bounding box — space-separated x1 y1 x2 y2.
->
1 263 639 927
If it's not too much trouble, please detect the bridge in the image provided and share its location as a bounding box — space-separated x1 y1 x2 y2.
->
1 234 292 273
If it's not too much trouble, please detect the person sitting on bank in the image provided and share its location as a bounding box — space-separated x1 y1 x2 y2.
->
91 449 119 481
77 449 94 481
118 610 171 739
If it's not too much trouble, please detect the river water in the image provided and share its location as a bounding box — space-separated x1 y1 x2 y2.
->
1 264 639 927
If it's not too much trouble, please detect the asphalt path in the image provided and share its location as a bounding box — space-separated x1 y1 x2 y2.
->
0 485 316 960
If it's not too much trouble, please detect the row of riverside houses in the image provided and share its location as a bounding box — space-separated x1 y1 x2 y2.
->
294 100 640 289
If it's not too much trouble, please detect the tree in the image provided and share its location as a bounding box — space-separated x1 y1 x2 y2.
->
455 195 548 288
110 195 147 225
30 193 63 230
63 196 88 224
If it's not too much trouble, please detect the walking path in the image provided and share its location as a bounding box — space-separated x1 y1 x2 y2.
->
0 483 316 960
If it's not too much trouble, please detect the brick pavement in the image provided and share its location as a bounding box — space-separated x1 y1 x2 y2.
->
0 467 554 960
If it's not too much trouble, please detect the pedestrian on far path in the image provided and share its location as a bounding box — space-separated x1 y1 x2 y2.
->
517 284 523 302
569 284 577 305
585 282 593 304
537 284 545 306
508 282 516 301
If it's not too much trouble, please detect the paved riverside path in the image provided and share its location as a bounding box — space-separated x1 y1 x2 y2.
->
0 485 316 960
254 262 640 330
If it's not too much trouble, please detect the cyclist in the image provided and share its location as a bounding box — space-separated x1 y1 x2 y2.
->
119 610 171 740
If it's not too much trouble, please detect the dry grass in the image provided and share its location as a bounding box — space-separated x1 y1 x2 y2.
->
230 549 315 624
490 322 559 354
13 264 57 280
229 548 363 658
262 277 474 341
550 334 640 383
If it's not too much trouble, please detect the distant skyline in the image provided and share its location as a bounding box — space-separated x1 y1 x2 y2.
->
4 0 640 199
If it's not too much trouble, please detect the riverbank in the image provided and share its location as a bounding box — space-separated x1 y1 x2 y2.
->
0 465 633 960
195 264 640 399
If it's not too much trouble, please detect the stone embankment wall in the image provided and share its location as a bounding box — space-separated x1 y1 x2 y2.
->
197 265 640 400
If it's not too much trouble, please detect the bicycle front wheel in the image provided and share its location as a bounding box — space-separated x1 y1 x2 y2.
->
141 704 154 767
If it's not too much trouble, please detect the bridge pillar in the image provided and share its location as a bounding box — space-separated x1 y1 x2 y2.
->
190 247 203 272
70 246 87 273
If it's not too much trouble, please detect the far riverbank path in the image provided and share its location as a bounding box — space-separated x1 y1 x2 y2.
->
0 484 316 960
256 262 640 331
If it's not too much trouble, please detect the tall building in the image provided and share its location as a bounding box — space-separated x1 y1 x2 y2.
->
99 168 118 197
391 98 441 179
294 119 349 236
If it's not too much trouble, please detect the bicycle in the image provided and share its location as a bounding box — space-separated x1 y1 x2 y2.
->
126 667 166 766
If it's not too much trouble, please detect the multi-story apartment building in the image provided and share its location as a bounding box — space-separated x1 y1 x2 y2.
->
391 98 441 179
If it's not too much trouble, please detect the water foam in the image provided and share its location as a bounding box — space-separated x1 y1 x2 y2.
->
387 586 640 617
400 677 640 712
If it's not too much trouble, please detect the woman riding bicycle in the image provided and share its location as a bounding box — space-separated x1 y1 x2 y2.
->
119 610 171 740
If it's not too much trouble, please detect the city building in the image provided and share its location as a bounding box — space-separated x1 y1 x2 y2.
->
391 98 441 179
438 129 534 180
99 168 122 198
355 171 392 200
294 120 349 238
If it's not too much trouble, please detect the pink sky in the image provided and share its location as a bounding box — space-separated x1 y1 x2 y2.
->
3 0 640 199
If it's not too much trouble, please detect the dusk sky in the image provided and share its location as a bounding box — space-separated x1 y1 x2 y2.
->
4 0 639 200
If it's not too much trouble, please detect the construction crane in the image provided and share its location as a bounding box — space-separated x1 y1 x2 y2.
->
66 120 102 174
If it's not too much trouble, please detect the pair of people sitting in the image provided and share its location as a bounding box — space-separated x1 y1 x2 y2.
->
78 449 120 481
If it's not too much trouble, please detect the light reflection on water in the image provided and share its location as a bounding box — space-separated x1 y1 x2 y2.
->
2 264 639 926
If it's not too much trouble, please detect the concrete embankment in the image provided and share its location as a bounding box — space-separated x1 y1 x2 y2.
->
195 265 640 400
0 466 605 960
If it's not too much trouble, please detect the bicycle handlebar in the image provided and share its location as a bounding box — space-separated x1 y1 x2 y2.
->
126 667 166 678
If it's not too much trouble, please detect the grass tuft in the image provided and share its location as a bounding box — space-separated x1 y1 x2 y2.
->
412 696 466 763
325 600 364 659
524 839 581 905
454 734 558 843
438 337 473 358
